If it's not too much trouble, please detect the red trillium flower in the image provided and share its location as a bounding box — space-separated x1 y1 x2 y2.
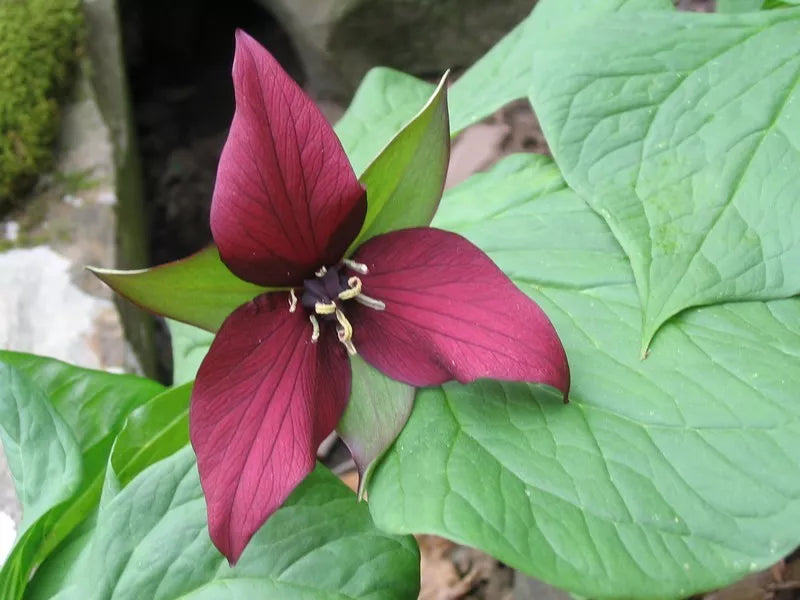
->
192 30 570 563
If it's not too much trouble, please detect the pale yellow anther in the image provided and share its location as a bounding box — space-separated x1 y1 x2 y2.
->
314 301 336 315
335 309 353 341
288 288 298 313
342 258 369 275
303 263 384 352
334 309 357 354
337 276 362 301
355 294 386 311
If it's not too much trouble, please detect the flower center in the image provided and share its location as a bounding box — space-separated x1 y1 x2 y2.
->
287 259 385 355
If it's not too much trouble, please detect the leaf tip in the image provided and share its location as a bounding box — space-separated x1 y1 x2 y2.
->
356 470 368 501
85 264 108 278
640 323 657 360
86 264 118 290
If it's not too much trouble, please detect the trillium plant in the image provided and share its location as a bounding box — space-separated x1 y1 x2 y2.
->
182 30 569 562
1 1 799 599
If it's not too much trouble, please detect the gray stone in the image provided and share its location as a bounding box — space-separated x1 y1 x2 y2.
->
0 0 154 560
258 0 535 100
0 247 126 369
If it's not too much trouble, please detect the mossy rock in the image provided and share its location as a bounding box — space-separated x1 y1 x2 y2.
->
0 0 83 211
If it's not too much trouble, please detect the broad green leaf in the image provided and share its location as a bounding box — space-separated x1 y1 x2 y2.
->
0 353 163 600
26 384 193 600
448 0 670 133
529 2 800 351
452 0 674 135
167 319 214 385
0 364 82 532
717 0 765 10
333 3 628 146
109 383 191 487
717 0 800 10
24 516 94 600
432 153 565 231
333 1 669 192
40 446 418 600
339 5 670 167
349 74 450 250
90 246 269 333
337 356 415 498
368 154 800 598
447 16 533 134
0 364 81 600
335 68 435 177
0 352 164 452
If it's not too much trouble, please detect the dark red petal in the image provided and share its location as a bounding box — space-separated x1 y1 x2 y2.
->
211 30 366 286
190 292 350 563
350 228 570 399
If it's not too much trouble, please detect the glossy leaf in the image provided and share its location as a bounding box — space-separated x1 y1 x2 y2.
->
36 446 419 600
349 73 450 250
717 0 766 10
0 364 81 600
25 518 94 600
168 319 214 385
368 155 800 598
109 383 192 487
335 68 435 177
0 363 82 532
337 12 588 169
337 355 415 498
0 353 163 600
432 153 565 232
717 0 800 10
26 384 194 600
448 0 673 133
0 352 164 452
447 16 535 134
529 2 800 351
89 246 268 333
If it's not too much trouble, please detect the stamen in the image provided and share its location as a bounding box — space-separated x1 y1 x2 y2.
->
288 288 298 313
355 294 386 311
342 258 369 275
314 301 336 315
315 266 328 277
309 315 320 342
337 276 362 300
334 309 353 341
334 308 358 355
341 338 357 355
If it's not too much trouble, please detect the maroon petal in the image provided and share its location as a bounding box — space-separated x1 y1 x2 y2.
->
190 292 350 563
350 228 570 399
211 30 366 286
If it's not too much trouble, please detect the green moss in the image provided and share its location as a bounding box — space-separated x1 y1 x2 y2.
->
0 0 83 210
